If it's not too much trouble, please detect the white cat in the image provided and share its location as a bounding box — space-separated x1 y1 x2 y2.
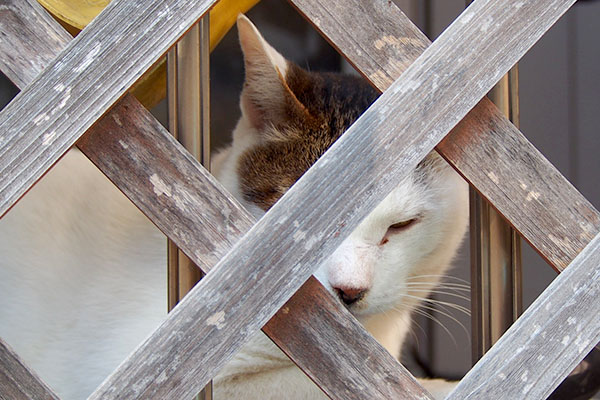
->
211 16 468 399
0 14 468 400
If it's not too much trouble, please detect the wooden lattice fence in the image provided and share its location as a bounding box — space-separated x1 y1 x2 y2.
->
0 0 598 399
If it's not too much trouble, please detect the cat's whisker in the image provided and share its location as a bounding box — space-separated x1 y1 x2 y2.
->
404 281 471 290
404 283 471 298
400 296 470 339
406 288 471 303
405 294 471 317
406 318 427 352
423 298 471 317
406 307 459 348
407 274 470 285
410 299 471 324
381 307 424 348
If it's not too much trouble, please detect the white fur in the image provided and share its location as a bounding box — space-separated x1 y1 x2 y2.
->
0 149 167 399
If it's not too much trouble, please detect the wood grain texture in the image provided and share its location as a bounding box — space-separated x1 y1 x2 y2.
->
84 0 578 397
80 94 432 400
290 0 599 271
265 277 430 400
447 231 600 399
7 0 575 397
0 2 431 399
78 95 255 272
0 0 71 89
290 0 600 396
0 0 217 219
0 339 58 400
2 0 588 398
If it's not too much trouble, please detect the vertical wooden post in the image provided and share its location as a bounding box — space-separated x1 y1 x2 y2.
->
167 15 212 400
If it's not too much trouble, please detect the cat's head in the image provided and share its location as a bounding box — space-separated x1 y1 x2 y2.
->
213 15 469 320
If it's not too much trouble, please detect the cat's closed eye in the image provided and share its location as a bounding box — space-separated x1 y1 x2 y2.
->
380 218 419 245
388 218 418 232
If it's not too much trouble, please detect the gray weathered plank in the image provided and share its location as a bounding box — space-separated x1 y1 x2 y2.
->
78 95 254 271
0 0 217 219
289 1 600 396
264 277 431 399
0 338 58 400
0 2 431 399
83 0 577 397
447 231 600 399
0 0 71 89
78 95 430 399
289 0 600 271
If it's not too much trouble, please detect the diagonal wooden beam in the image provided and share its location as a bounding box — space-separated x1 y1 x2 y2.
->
0 1 430 399
78 96 428 399
290 0 600 396
0 338 59 400
79 0 576 398
0 0 218 219
448 231 600 399
289 0 600 272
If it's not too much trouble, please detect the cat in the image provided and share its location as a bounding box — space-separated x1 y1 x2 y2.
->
0 14 468 400
211 15 469 399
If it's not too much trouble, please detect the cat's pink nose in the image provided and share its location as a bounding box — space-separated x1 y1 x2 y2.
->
334 286 367 305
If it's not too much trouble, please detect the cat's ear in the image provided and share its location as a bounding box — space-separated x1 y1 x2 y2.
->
237 15 309 131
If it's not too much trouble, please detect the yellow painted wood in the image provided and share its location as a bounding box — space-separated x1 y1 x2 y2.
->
37 0 109 30
37 0 260 108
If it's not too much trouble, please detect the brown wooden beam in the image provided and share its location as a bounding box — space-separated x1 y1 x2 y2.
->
0 338 58 400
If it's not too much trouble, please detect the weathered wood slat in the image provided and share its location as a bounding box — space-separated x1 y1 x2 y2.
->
78 95 254 271
0 0 72 89
78 95 429 399
290 0 600 396
265 277 430 399
0 0 217 219
289 0 600 271
0 2 431 399
2 0 588 398
448 232 600 399
0 338 58 400
81 0 577 397
440 101 600 270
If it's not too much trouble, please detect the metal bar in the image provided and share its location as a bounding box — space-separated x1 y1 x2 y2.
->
465 0 522 362
167 15 212 400
470 65 522 364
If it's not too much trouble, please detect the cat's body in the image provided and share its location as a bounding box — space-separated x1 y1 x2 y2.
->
0 15 468 400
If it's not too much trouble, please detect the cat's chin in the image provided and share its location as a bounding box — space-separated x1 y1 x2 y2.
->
344 302 380 320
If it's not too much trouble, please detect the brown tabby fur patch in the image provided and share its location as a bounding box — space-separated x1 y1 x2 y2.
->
238 63 379 210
